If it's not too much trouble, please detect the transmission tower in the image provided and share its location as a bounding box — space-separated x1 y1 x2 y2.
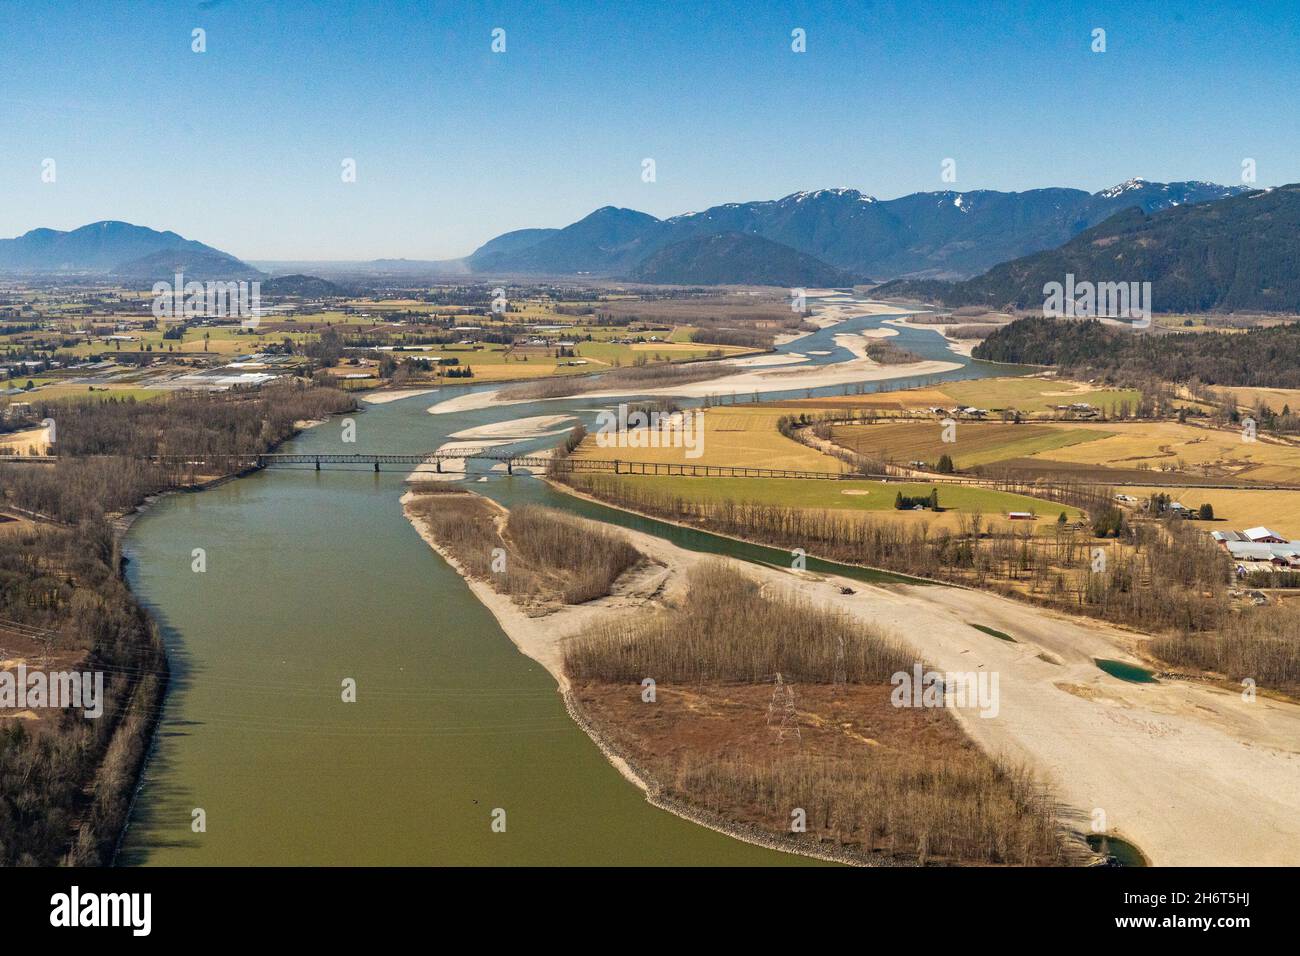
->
832 634 847 688
767 672 802 745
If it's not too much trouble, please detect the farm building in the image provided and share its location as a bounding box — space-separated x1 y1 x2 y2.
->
1213 527 1300 574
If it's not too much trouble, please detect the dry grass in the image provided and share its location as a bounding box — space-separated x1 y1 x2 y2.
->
831 420 1106 471
407 493 641 606
1153 604 1300 697
567 563 1068 865
565 562 911 683
572 405 835 470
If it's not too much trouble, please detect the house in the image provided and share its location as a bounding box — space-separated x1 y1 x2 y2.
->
1007 511 1036 520
1244 527 1289 544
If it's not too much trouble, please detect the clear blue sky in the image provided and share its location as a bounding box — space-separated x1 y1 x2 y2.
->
2 0 1297 260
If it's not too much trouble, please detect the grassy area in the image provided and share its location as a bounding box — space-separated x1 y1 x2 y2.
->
828 416 1300 485
939 377 1142 414
18 385 167 403
592 475 1081 524
1126 486 1300 532
831 421 1106 470
574 405 834 471
1040 421 1300 481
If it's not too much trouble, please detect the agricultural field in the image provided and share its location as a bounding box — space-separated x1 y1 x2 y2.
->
15 384 166 403
1219 385 1300 414
572 404 831 471
1125 486 1300 533
831 421 1107 470
829 418 1300 486
938 377 1142 415
1038 421 1300 483
773 386 955 414
2 284 766 409
591 475 1081 534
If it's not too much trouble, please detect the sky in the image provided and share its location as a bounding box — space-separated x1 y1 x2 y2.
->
2 0 1298 261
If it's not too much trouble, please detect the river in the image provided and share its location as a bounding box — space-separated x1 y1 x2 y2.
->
118 306 1013 865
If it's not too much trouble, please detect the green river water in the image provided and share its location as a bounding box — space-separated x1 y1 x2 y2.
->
118 309 1011 866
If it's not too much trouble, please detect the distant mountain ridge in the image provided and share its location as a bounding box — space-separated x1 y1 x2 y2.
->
463 180 1249 283
0 221 258 278
876 184 1300 314
629 232 856 287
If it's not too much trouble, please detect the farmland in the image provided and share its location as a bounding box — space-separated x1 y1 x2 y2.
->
830 421 1107 470
1 283 763 411
827 417 1300 486
572 405 832 471
575 474 1082 533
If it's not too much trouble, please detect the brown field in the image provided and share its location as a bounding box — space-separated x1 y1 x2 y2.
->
1126 486 1300 533
566 563 1067 866
0 426 52 456
1038 421 1300 483
1220 385 1300 413
775 387 955 413
826 418 1300 486
572 405 834 471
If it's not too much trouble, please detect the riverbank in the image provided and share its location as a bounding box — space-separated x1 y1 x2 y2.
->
537 477 1300 865
401 486 1081 866
400 489 888 864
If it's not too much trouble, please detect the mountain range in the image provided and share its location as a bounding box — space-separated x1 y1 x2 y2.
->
0 221 261 280
462 179 1248 283
0 179 1253 290
877 184 1300 314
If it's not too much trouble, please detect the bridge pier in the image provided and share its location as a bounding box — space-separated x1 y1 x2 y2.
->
315 457 321 472
507 459 513 475
375 461 380 473
436 459 442 473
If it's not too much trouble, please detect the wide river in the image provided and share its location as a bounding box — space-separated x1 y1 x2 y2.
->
118 305 1014 865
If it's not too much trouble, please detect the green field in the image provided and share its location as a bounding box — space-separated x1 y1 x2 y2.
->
831 421 1109 469
602 475 1081 521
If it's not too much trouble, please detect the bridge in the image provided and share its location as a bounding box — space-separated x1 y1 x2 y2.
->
11 448 1300 491
137 448 853 479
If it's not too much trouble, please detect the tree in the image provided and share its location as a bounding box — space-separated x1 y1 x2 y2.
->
936 453 955 474
1199 503 1215 521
